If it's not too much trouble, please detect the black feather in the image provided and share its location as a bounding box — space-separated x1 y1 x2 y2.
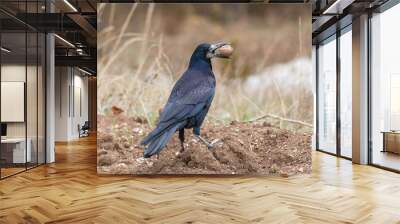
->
141 43 216 158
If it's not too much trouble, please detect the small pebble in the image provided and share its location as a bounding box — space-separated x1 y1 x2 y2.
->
136 157 145 164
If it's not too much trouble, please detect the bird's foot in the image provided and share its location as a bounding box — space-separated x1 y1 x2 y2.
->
206 139 221 149
209 139 221 148
175 143 185 156
195 135 221 150
175 151 184 156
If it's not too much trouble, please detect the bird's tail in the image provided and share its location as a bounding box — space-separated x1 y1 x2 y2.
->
142 123 182 158
141 124 167 146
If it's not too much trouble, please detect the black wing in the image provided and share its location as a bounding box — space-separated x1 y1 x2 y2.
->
141 69 215 145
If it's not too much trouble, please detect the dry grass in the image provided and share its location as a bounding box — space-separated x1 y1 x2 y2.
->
98 3 313 132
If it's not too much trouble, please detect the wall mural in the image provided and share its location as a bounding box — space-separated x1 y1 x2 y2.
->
97 3 313 175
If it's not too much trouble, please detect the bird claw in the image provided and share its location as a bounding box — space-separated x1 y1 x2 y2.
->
211 139 220 145
207 139 221 150
195 135 221 150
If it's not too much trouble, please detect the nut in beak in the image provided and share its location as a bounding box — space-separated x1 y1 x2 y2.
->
215 44 234 58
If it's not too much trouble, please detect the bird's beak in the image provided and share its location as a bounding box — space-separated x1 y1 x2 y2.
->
208 42 234 59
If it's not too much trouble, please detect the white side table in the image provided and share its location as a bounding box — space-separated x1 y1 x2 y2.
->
1 138 32 163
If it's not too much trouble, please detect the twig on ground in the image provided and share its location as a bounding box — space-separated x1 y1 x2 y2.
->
246 113 312 128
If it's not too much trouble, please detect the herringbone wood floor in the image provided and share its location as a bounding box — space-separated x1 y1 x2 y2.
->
1 135 400 224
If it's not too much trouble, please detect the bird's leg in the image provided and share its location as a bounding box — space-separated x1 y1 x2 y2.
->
180 142 185 152
179 129 185 153
195 135 215 149
193 127 217 150
175 129 185 156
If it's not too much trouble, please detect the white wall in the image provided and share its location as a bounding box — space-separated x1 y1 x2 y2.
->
1 65 38 137
1 66 26 138
46 32 55 163
55 67 89 141
55 67 70 141
1 64 46 164
352 14 369 164
78 72 89 138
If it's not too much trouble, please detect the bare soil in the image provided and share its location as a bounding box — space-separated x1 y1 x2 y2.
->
97 114 311 176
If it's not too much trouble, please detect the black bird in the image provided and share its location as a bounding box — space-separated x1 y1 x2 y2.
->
140 42 233 158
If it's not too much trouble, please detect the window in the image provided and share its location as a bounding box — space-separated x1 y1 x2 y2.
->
316 25 353 158
339 28 352 158
370 3 400 171
0 2 47 179
317 36 337 154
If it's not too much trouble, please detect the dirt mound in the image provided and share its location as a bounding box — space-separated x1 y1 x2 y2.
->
97 115 311 176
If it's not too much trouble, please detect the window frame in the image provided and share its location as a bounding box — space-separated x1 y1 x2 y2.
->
315 22 353 160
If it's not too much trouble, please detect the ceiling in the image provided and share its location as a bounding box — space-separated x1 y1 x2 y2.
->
311 0 391 43
2 0 391 74
0 0 97 74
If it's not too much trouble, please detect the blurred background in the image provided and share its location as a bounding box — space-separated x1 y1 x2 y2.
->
98 3 312 131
